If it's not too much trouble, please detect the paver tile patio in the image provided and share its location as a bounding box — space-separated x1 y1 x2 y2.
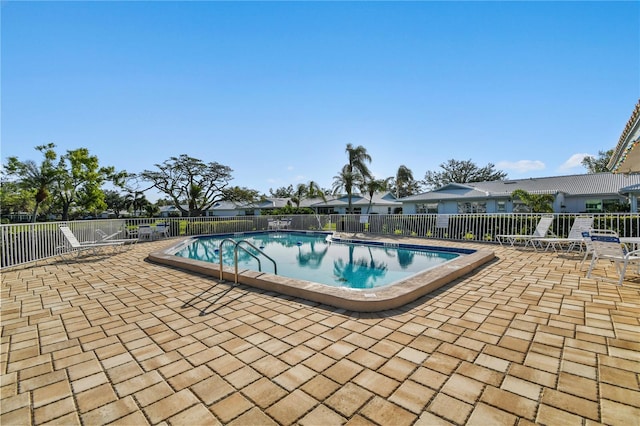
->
1 236 639 425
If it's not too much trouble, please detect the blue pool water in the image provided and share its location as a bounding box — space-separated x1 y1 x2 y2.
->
174 232 464 289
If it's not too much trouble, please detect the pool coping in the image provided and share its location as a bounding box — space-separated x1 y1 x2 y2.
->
147 233 496 312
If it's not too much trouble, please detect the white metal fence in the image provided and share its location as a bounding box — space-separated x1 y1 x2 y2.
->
2 213 639 269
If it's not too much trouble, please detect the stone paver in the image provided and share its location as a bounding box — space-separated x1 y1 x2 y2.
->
1 236 639 425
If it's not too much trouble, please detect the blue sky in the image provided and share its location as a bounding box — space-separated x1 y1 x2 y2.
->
2 1 638 200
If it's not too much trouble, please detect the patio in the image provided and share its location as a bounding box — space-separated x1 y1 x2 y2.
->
1 237 639 425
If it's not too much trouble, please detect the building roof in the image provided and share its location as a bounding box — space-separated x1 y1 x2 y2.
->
311 192 401 208
608 99 640 173
401 173 640 202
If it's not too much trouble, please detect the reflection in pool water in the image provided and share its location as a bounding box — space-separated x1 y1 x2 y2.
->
174 232 460 289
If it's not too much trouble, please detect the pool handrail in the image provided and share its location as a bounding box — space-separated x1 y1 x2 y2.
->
218 238 238 282
218 237 278 284
235 240 277 283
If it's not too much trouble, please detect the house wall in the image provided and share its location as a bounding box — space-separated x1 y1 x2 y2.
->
402 204 417 214
207 210 243 217
401 193 634 215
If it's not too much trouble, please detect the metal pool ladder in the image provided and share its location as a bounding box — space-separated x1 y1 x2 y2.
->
218 238 278 284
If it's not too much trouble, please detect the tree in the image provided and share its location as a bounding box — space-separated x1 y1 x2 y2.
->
582 149 613 173
140 155 257 217
53 148 122 221
360 178 390 214
511 189 554 213
332 165 359 209
0 180 35 218
291 181 327 208
423 159 507 190
125 191 151 217
341 144 373 213
4 143 59 222
391 165 421 198
103 190 128 218
269 185 294 198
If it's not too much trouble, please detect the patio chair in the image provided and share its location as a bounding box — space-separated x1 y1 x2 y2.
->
579 229 618 269
496 215 554 248
58 225 124 258
586 233 640 286
155 223 170 239
532 216 594 252
138 225 154 241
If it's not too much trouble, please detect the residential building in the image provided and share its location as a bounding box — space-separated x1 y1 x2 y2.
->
400 173 640 214
310 192 402 215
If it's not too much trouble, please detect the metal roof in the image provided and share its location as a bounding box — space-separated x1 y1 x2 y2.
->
401 173 640 202
311 191 401 207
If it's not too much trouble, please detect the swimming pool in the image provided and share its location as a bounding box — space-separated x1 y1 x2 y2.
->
173 232 462 289
149 231 495 312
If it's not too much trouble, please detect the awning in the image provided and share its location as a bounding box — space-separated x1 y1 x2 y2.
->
608 100 640 173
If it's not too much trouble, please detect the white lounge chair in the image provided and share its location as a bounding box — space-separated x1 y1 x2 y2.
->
96 228 122 242
496 215 554 248
58 225 124 258
586 233 640 286
533 216 594 252
95 229 138 248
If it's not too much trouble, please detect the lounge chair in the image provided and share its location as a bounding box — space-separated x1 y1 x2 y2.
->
96 228 122 242
496 215 554 248
532 216 594 252
95 229 139 248
586 233 640 286
58 225 124 258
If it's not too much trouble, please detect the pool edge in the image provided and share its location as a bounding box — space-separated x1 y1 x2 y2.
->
147 236 495 312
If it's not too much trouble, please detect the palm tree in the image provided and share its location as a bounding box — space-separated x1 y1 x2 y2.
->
291 181 327 210
188 183 203 216
361 178 390 214
5 144 59 223
332 165 358 209
125 191 149 216
394 165 414 198
291 183 306 208
511 189 555 213
344 144 372 213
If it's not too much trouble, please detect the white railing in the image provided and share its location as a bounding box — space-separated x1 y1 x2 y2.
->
2 213 638 269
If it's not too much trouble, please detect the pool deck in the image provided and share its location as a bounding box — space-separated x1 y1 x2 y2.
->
1 235 639 425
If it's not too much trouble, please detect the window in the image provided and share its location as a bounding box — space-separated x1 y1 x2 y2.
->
416 203 438 214
317 207 335 214
497 201 507 213
513 201 531 213
585 199 602 213
457 202 487 214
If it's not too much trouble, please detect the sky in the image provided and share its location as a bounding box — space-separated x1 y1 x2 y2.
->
2 1 639 201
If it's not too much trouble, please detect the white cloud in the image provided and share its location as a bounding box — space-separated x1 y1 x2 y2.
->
559 153 590 171
287 165 294 171
496 160 546 173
